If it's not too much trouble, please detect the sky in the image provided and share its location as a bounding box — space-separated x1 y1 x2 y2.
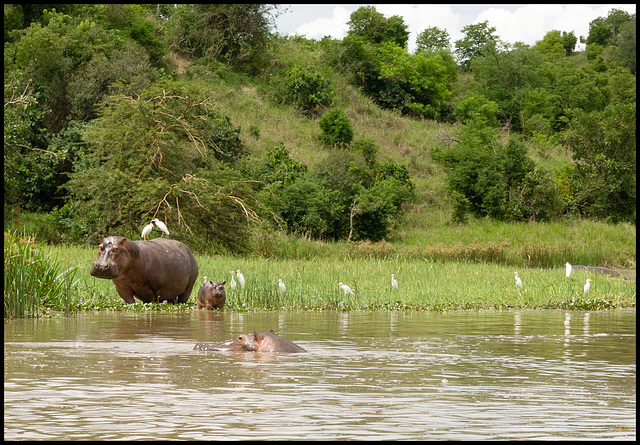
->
272 4 636 52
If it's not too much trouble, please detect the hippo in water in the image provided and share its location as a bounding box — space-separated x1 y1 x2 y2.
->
571 265 624 278
90 236 199 304
197 279 227 309
194 330 307 353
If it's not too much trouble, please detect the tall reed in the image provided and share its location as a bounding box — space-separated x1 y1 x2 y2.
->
4 231 79 318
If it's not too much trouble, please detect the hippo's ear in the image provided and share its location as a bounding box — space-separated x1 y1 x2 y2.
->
98 235 105 242
270 329 275 334
254 332 263 342
221 280 226 285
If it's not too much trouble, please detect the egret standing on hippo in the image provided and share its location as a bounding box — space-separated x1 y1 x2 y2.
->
90 233 199 304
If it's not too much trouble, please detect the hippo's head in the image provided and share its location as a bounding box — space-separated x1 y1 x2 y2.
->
89 236 135 279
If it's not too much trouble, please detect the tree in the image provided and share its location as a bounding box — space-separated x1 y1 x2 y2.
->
561 103 636 222
586 8 632 47
455 20 501 70
535 30 566 58
561 31 577 56
416 26 451 53
616 15 636 74
346 6 409 48
64 79 257 251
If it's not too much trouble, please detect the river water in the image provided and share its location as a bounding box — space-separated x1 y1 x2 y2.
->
4 309 636 440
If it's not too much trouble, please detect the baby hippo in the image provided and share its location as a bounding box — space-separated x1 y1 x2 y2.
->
194 330 306 353
197 279 226 309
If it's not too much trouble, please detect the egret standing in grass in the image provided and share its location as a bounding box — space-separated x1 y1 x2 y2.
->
584 278 592 295
339 282 354 295
141 222 154 240
203 276 208 283
565 262 573 278
236 270 245 289
514 272 523 290
278 279 286 295
391 274 398 291
229 271 237 292
152 218 170 237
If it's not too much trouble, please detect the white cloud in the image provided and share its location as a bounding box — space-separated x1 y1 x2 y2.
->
291 6 352 40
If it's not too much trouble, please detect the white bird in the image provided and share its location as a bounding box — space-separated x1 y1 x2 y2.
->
584 278 592 295
152 218 170 236
236 270 245 289
391 274 398 290
514 272 523 290
278 279 286 294
203 276 208 283
141 222 154 240
565 262 572 278
338 282 354 295
229 271 237 292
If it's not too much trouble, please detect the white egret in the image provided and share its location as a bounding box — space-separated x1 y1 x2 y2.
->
152 218 170 236
391 274 398 290
565 262 572 278
141 222 154 240
278 279 286 294
229 271 237 292
237 270 245 289
203 276 208 283
514 272 523 290
584 278 592 295
338 282 354 295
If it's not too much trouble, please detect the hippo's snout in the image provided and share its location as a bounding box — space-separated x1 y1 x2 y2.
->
90 261 119 279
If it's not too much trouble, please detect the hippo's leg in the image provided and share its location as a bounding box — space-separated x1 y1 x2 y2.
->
114 284 136 304
177 286 194 304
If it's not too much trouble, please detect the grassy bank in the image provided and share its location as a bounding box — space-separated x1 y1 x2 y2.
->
4 219 635 318
30 240 638 314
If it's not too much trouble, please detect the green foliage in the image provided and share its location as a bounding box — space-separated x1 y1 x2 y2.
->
352 138 379 169
615 17 636 74
165 4 276 74
64 79 254 251
318 109 354 147
454 20 501 70
416 26 451 52
561 103 636 222
346 6 409 48
432 121 561 222
4 230 78 318
258 142 308 186
586 8 632 47
470 42 545 132
341 35 456 119
274 66 334 115
453 93 500 127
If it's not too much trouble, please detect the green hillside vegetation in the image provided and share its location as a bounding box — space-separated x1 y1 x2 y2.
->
3 5 636 270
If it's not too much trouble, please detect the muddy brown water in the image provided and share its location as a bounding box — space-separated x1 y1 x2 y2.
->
4 309 636 440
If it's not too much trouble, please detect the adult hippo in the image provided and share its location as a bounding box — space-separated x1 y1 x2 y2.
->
90 236 199 304
194 330 307 353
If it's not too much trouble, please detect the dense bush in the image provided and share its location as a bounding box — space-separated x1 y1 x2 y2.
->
274 66 334 115
318 109 354 147
561 102 636 222
432 120 561 222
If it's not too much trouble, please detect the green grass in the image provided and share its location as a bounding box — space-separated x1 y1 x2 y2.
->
15 240 633 316
4 231 79 318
